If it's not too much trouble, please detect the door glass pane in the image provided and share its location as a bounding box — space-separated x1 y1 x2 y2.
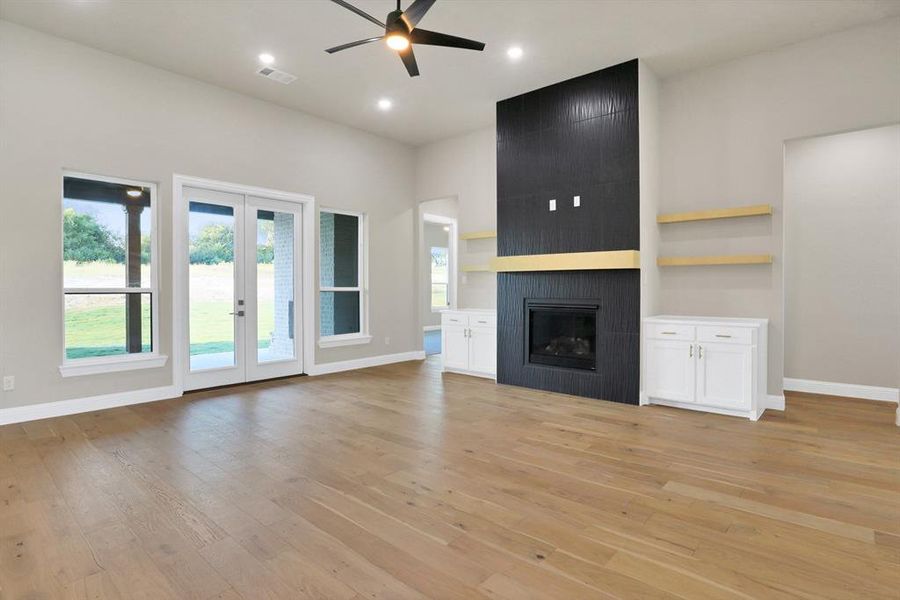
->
189 201 236 371
257 210 295 363
319 212 358 287
65 293 151 359
320 291 360 336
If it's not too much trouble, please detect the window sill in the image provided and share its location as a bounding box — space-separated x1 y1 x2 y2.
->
318 334 373 349
59 354 169 378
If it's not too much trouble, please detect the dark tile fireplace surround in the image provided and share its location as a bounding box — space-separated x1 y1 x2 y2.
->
496 59 640 404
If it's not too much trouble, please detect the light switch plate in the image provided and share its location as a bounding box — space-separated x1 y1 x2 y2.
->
549 199 556 211
573 195 581 207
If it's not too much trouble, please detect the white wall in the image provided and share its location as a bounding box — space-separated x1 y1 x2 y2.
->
415 127 497 309
0 21 417 409
658 18 900 395
784 124 900 390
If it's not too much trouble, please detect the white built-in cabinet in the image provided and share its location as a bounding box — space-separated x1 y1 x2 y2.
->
441 310 496 379
643 316 767 420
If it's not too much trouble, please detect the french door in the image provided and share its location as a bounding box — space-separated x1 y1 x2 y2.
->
184 186 303 390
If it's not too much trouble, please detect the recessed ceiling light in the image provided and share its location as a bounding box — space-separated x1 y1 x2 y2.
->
377 98 393 111
126 189 143 198
507 46 523 61
258 53 275 65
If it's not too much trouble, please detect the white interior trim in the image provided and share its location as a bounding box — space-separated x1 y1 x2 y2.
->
765 394 786 411
307 350 425 376
59 354 168 377
783 378 899 403
0 385 181 426
317 334 373 348
423 325 441 332
172 174 316 394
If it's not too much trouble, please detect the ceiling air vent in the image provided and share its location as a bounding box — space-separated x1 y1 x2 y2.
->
256 66 297 85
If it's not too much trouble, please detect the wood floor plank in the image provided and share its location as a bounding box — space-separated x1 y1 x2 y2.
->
0 357 897 599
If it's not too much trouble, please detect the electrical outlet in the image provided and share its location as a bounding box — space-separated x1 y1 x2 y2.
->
2 376 14 391
384 337 391 345
573 195 581 207
549 199 556 211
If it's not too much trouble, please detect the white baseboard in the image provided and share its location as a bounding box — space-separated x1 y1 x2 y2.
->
765 394 785 411
423 325 441 332
783 378 899 403
0 385 181 426
307 351 426 376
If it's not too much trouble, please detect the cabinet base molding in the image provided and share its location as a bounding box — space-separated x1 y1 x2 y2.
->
645 397 762 421
442 367 496 380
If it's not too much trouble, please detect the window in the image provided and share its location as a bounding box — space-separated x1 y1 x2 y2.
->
430 246 449 310
319 209 369 346
60 173 164 376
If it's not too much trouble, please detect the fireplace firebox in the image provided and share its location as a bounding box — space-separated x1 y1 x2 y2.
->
526 300 599 371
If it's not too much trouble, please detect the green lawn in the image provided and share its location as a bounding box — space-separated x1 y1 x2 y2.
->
65 261 276 359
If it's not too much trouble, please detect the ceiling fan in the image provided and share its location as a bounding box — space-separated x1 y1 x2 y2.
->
325 0 486 77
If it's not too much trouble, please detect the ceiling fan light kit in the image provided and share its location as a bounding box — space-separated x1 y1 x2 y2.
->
325 0 485 77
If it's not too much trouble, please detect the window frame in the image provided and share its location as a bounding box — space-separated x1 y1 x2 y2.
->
59 171 166 377
317 207 371 348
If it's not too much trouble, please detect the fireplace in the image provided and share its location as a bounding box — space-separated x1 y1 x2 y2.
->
526 300 599 371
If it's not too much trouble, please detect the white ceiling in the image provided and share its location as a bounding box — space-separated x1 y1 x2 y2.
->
2 0 898 145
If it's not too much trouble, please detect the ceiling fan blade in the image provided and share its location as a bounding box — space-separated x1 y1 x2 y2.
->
399 45 420 77
329 0 385 28
325 36 384 54
409 28 485 51
401 0 436 29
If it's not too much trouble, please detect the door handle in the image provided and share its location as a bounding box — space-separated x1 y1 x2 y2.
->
689 344 693 358
229 310 245 317
698 345 703 359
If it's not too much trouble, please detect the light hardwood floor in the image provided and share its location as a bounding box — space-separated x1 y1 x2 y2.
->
1 357 898 599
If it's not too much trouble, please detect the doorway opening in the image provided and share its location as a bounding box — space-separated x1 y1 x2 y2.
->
419 199 458 356
783 124 900 423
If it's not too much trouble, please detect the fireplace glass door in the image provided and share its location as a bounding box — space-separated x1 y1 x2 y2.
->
527 302 598 371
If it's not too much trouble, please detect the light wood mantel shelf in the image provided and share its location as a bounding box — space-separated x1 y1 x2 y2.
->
459 230 497 240
492 250 640 272
657 254 773 267
657 204 772 224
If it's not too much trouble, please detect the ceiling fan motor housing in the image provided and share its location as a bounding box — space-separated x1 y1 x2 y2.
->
386 10 411 37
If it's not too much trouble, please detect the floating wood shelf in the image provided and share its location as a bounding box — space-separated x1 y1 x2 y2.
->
657 254 773 267
460 230 497 240
491 250 640 272
461 264 494 273
657 204 772 224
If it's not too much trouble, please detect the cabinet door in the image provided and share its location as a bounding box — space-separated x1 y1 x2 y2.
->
442 324 469 371
645 339 695 403
696 343 752 409
468 326 496 376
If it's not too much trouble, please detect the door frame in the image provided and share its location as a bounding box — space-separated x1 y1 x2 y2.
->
172 174 316 394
